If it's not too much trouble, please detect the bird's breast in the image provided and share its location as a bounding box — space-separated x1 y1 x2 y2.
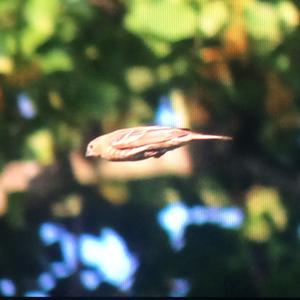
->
103 146 145 161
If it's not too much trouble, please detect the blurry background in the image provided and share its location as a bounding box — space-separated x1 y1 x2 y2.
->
1 0 300 296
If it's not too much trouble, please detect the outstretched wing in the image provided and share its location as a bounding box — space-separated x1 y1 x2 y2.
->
111 126 190 149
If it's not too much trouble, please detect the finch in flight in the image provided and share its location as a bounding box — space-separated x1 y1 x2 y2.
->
85 126 232 162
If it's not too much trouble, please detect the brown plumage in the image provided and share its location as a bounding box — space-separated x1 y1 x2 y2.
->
85 126 232 161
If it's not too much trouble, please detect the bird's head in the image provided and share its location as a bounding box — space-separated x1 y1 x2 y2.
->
85 136 105 157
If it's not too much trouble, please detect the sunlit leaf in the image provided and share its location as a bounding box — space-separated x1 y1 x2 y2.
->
124 0 198 42
197 176 230 207
25 129 55 165
244 1 281 52
52 194 82 217
21 0 60 56
244 185 287 242
143 38 172 57
277 0 299 32
125 66 154 93
37 49 73 74
198 0 228 38
0 56 13 74
244 216 271 242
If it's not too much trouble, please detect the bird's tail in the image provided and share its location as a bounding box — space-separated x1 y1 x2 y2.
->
191 133 233 141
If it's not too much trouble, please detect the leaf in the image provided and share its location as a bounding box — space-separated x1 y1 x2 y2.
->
124 0 198 42
197 176 230 207
125 66 154 92
0 55 13 74
21 0 60 56
25 129 55 165
277 0 300 32
244 185 287 241
37 49 73 74
198 0 229 38
244 1 281 52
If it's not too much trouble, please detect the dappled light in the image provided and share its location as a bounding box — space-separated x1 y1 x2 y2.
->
1 0 300 296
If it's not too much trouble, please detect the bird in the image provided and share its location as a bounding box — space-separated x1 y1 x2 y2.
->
85 126 232 162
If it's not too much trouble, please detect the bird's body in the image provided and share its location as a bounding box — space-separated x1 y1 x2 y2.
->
86 126 232 161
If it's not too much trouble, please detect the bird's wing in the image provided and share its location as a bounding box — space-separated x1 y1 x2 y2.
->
112 126 190 149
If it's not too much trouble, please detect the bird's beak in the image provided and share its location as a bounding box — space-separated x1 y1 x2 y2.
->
85 147 94 157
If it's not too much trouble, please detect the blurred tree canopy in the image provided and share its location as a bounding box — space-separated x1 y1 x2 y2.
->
1 0 300 297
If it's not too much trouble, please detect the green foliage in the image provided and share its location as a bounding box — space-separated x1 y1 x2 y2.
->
1 0 300 297
125 0 198 42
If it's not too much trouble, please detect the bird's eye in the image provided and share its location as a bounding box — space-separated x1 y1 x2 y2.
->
89 144 94 149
